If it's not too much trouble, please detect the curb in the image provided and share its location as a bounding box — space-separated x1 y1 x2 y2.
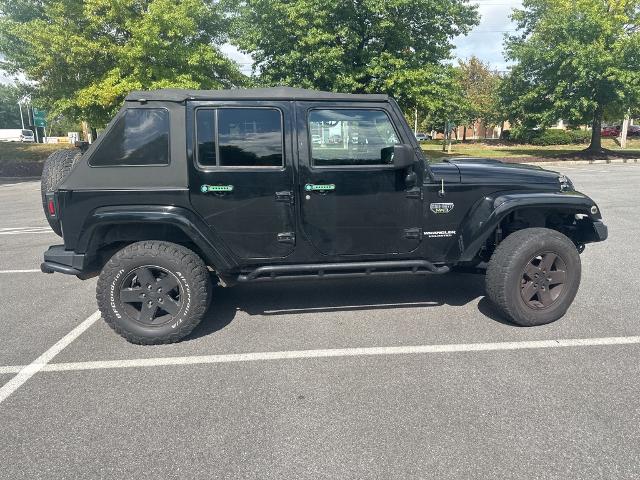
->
521 158 640 167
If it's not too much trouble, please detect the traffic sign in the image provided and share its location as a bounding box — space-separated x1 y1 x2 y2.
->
33 107 47 127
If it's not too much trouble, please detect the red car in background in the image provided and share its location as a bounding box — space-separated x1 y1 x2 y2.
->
602 125 640 137
601 125 620 137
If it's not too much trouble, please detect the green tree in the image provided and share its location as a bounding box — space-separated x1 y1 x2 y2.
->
0 83 24 128
0 0 246 128
502 0 640 152
457 56 502 140
228 0 478 110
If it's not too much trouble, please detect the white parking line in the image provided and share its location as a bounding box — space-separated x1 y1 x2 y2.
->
0 182 38 188
0 226 48 230
0 365 24 374
0 311 101 405
0 226 52 235
1 335 639 379
0 269 41 274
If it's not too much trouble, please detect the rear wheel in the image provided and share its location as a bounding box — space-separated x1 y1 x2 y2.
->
40 149 82 236
485 228 581 326
96 241 212 344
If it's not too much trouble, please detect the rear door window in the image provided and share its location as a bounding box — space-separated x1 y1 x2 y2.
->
90 108 169 166
196 108 283 168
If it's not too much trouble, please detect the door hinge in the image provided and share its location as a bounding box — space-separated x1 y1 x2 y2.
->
404 228 422 240
275 190 294 204
277 232 296 244
406 187 423 200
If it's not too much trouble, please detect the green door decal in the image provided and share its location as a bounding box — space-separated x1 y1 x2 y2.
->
304 183 335 192
201 184 234 193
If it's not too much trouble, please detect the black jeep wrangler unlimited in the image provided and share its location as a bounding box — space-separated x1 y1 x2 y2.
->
40 87 608 344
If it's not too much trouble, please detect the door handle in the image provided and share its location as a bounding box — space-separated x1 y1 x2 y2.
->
304 183 335 192
200 184 234 194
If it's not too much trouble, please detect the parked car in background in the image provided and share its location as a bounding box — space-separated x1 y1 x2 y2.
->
602 125 640 137
0 128 35 142
627 125 640 137
414 132 430 141
601 125 620 137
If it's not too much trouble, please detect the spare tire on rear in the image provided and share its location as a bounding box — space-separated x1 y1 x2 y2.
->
40 149 82 236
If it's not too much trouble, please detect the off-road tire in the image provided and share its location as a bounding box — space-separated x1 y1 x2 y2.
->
40 149 82 236
485 228 581 326
97 241 212 345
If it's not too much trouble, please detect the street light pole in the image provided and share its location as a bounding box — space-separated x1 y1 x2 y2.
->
18 101 25 129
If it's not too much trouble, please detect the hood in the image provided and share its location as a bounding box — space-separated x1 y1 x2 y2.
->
430 158 563 186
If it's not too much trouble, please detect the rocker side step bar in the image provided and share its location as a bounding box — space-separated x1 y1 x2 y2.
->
236 260 450 282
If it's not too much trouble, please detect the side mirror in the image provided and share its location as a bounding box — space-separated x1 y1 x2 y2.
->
388 144 415 169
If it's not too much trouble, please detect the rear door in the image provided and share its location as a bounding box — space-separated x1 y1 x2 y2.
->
188 101 296 260
296 103 423 256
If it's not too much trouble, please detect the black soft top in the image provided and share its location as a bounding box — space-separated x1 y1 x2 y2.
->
124 86 389 103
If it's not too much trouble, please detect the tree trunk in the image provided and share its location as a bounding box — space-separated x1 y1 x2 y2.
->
81 122 89 143
588 104 604 152
442 122 447 152
462 126 467 142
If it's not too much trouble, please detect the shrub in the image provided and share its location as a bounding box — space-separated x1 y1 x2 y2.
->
511 128 591 145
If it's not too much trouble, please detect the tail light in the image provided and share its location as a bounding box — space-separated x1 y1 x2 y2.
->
46 193 57 217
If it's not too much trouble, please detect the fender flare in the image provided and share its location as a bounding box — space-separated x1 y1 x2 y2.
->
458 191 602 262
75 205 238 271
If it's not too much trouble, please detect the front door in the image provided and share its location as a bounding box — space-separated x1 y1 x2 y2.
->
188 102 296 260
297 104 423 256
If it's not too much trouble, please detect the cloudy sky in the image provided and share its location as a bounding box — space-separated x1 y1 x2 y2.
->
454 0 522 71
1 0 521 84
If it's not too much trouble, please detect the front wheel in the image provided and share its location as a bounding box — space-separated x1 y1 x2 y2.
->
97 241 212 344
485 228 581 326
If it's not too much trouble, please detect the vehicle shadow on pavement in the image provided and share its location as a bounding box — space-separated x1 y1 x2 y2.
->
476 297 516 326
188 273 517 340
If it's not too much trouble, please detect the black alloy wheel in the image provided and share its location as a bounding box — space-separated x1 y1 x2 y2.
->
520 252 567 309
119 266 183 325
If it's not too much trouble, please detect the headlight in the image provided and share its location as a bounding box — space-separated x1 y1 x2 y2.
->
558 175 574 191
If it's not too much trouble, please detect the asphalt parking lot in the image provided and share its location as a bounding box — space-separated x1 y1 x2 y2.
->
1 163 639 479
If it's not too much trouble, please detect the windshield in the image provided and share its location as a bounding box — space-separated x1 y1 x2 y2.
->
21 129 33 136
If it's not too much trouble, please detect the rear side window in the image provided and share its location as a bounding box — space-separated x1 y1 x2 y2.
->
90 109 169 166
196 108 283 168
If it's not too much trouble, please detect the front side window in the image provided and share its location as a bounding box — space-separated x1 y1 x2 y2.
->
196 108 283 167
90 109 169 166
309 109 399 167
